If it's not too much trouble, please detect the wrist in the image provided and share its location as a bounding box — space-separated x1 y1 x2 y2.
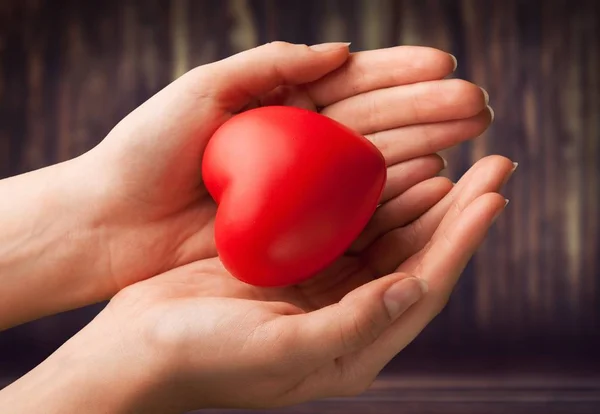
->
0 156 115 328
0 312 172 414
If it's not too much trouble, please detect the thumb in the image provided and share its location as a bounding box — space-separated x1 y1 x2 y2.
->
290 273 428 359
99 42 349 188
195 41 350 112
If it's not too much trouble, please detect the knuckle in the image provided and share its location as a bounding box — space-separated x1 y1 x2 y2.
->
342 309 383 351
330 62 360 98
357 316 379 346
365 94 384 129
439 228 454 249
450 198 467 217
409 89 425 123
422 123 439 152
264 40 297 54
350 62 369 94
405 217 424 246
177 65 218 101
387 227 417 263
182 64 211 85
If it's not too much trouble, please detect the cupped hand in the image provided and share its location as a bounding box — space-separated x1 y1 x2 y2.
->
75 41 492 296
77 155 514 412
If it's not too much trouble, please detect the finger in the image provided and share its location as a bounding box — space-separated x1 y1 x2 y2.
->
307 46 456 107
367 108 493 167
411 157 516 251
401 193 508 282
364 155 516 276
195 41 350 112
286 273 427 360
351 177 453 253
321 79 488 135
342 193 507 377
380 154 446 201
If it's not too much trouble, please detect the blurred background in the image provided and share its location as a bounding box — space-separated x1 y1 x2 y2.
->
0 0 599 412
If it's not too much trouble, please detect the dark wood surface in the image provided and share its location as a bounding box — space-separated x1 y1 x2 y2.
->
199 375 600 414
1 373 599 413
1 0 599 412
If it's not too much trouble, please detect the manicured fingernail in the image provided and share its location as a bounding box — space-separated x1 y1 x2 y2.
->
383 277 427 319
481 87 490 105
487 105 495 122
449 54 458 71
493 199 509 222
310 42 351 52
501 161 518 186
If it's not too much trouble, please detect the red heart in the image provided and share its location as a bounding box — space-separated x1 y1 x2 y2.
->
202 106 386 287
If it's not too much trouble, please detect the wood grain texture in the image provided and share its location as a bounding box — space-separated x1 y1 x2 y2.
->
0 0 599 390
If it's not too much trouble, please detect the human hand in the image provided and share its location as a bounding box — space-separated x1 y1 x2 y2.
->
11 155 514 413
0 41 492 329
75 41 492 298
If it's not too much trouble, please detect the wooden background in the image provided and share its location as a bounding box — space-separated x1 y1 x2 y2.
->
1 0 599 412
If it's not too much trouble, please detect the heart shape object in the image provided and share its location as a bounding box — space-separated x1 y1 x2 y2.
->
202 106 386 287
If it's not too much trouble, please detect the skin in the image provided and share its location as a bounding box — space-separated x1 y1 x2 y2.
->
0 42 513 412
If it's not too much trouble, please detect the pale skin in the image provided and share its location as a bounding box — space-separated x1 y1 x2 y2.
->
0 42 515 412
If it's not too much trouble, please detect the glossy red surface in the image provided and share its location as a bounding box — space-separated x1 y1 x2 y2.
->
202 106 386 287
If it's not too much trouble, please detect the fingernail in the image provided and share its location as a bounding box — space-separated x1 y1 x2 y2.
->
487 105 495 122
383 277 427 319
449 54 458 71
442 157 448 169
493 199 509 222
501 161 518 186
309 42 351 52
481 87 490 105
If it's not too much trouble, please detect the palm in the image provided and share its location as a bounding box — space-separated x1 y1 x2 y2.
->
171 256 369 312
